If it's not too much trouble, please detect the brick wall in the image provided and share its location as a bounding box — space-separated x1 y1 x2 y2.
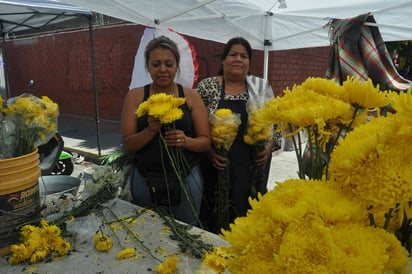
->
1 24 329 120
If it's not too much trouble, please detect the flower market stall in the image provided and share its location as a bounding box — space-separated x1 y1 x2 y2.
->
1 76 412 273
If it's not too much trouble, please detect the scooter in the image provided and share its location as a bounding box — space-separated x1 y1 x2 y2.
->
51 149 74 175
38 132 74 176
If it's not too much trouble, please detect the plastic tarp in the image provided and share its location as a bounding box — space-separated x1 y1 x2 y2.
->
56 0 412 51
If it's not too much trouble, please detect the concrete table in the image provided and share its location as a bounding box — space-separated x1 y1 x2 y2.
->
0 198 228 273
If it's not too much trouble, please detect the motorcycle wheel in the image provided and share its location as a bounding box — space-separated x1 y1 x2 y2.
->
51 158 74 175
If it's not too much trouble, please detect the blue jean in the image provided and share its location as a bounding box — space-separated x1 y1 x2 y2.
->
130 165 203 226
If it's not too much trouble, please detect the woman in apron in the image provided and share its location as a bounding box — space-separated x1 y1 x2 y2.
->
196 37 279 233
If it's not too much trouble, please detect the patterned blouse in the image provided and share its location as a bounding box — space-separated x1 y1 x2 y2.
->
195 76 249 115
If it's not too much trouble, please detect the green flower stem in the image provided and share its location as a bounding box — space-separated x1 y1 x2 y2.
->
105 204 162 263
288 124 305 179
215 149 230 232
383 206 396 230
368 212 376 227
324 105 361 179
157 209 213 258
250 141 267 199
159 132 202 227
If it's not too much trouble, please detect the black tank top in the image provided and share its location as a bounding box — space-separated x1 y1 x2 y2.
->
135 84 197 172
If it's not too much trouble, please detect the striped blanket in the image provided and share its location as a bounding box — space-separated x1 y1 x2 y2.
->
326 13 412 91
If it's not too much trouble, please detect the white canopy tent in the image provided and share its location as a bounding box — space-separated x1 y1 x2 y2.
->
0 0 90 34
57 0 412 79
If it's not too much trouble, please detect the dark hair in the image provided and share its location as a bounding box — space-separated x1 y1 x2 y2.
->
144 35 180 69
218 37 252 75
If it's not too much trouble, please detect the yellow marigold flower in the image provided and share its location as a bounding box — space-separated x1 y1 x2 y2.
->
30 250 48 264
209 108 241 151
8 244 32 264
8 220 71 265
214 108 233 117
243 108 273 145
20 224 38 239
93 231 113 252
258 86 352 138
388 88 412 123
343 76 390 109
201 247 232 273
116 247 136 260
331 224 408 273
154 256 180 274
300 76 348 100
53 237 71 256
217 177 407 273
329 115 412 207
135 93 185 124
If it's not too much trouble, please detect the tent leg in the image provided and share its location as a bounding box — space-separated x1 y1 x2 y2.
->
263 45 269 81
87 14 102 156
1 22 11 100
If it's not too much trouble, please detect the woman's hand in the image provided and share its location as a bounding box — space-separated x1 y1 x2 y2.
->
256 142 273 166
208 148 228 171
164 129 187 148
147 116 161 133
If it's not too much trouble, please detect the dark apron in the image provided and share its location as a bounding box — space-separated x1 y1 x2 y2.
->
216 80 253 219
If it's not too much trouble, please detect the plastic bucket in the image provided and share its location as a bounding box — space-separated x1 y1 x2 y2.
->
0 149 41 250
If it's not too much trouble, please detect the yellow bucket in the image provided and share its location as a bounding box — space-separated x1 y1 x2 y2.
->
0 149 41 250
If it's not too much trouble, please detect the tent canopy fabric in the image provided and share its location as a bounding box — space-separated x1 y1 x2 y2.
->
56 0 412 51
0 0 90 35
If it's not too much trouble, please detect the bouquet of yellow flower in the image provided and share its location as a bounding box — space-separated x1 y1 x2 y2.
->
197 80 412 273
0 93 58 159
209 108 241 231
255 76 388 179
135 93 186 175
243 107 273 198
8 219 71 265
136 92 198 211
136 92 186 124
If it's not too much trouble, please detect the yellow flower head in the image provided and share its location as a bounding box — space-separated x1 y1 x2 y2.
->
93 231 113 252
301 76 348 100
212 178 407 273
201 247 233 273
209 108 241 151
135 93 186 124
8 220 70 265
215 108 233 118
116 247 136 260
343 76 390 109
243 108 273 145
329 114 412 207
1 94 59 158
388 88 412 123
155 256 180 274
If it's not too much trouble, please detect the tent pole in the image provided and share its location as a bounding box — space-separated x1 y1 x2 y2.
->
263 12 273 81
87 14 102 156
263 45 269 81
1 22 11 100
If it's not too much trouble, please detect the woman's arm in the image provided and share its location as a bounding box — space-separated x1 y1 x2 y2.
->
120 88 160 153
